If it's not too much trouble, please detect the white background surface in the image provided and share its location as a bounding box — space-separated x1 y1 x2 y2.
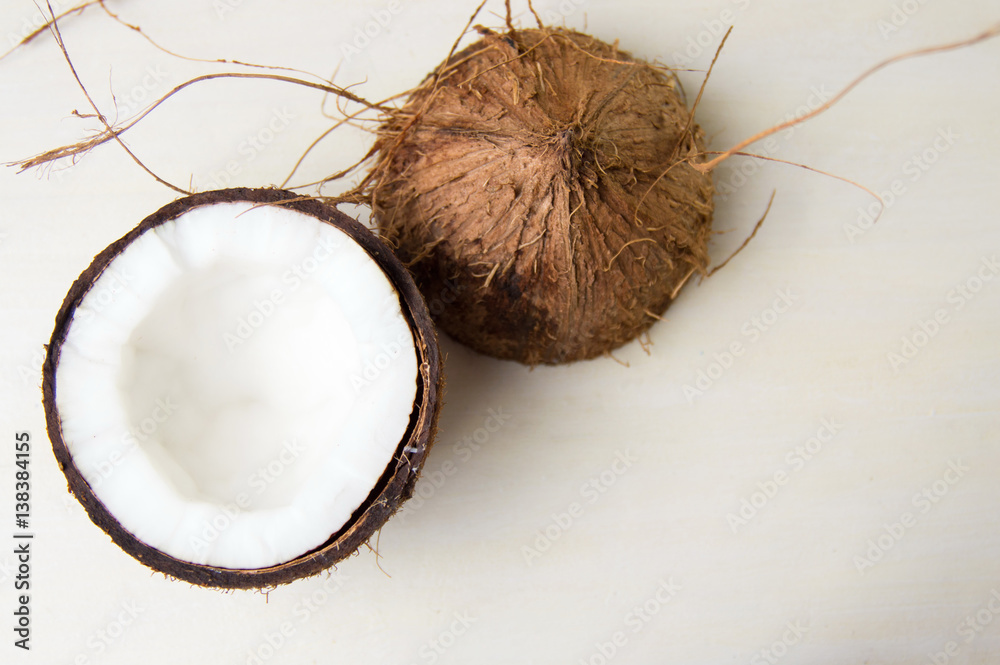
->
1 1 999 663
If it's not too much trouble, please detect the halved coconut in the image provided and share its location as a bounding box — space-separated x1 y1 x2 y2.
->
43 188 441 588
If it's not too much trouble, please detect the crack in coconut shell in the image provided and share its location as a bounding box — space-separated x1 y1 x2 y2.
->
43 188 442 589
369 27 714 365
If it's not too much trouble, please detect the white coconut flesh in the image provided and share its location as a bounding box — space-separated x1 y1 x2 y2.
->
55 202 419 569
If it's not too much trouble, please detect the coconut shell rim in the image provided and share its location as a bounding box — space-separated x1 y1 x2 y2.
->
42 187 442 589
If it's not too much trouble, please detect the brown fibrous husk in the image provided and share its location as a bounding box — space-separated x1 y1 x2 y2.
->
367 26 715 365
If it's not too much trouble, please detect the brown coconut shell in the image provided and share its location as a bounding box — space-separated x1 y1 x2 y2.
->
43 188 442 589
369 27 715 365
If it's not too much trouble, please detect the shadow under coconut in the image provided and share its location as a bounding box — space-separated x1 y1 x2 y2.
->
418 332 527 476
388 330 569 505
381 330 644 546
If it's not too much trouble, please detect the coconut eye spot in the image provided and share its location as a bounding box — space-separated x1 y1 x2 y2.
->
54 201 419 570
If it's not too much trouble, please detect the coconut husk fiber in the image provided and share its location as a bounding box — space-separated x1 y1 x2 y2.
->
368 26 715 365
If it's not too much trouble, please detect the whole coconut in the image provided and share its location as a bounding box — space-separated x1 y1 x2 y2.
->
369 26 714 365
